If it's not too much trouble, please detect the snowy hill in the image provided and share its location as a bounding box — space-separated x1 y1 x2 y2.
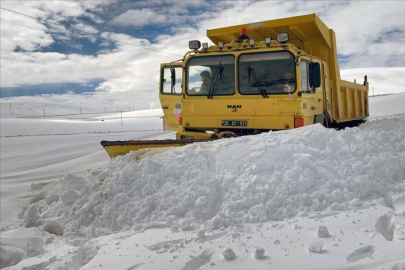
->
369 92 405 116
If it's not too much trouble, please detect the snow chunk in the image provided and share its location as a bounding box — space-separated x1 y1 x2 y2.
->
346 245 376 262
0 246 27 268
60 174 87 191
254 247 266 259
222 248 236 260
23 204 40 227
197 229 206 238
182 249 212 270
60 189 80 205
43 220 64 235
375 214 395 241
350 198 363 207
316 226 330 237
0 229 45 258
308 241 324 253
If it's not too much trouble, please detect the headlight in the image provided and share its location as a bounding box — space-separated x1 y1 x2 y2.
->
277 32 290 43
189 40 201 50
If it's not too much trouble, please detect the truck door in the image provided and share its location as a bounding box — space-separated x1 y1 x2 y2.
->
322 63 332 120
159 64 183 133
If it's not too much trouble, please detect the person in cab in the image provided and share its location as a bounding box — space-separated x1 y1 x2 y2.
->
199 70 212 94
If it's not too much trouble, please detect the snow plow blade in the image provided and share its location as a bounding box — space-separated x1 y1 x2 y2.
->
100 139 211 159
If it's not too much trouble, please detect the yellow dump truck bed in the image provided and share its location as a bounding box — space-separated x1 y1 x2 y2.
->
335 80 369 122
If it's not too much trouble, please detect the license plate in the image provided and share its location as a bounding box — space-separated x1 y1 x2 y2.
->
221 120 248 127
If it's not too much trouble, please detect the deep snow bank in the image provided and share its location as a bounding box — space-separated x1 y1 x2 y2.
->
34 116 405 238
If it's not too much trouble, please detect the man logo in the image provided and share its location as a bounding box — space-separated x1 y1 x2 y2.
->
227 105 241 112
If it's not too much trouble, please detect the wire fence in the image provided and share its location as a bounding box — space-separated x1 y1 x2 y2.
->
1 103 160 119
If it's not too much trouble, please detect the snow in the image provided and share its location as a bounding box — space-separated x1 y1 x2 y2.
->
0 108 163 137
1 94 405 270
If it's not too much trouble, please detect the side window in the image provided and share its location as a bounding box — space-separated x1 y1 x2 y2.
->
161 66 182 94
300 60 309 92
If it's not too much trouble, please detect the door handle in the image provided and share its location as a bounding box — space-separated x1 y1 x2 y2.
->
162 106 169 110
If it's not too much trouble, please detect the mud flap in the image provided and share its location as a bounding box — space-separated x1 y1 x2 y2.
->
314 114 325 124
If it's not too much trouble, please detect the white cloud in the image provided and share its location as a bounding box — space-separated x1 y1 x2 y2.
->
111 8 181 27
1 0 405 110
0 0 112 53
0 10 54 52
73 23 99 35
112 9 166 26
72 22 99 42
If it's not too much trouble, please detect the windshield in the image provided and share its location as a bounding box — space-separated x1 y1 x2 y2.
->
186 55 235 96
238 51 296 95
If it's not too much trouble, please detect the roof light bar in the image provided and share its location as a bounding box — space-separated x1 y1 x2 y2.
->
265 37 271 45
218 41 224 49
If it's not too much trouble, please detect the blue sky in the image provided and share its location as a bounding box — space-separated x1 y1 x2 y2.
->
1 0 405 108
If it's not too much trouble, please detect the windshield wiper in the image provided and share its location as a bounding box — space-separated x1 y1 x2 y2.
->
247 64 268 98
252 78 293 87
207 62 224 99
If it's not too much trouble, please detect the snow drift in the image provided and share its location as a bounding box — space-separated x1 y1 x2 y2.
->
33 117 405 239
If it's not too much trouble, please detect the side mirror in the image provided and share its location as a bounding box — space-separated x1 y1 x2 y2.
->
309 62 321 88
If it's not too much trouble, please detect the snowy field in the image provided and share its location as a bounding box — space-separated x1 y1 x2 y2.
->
1 94 405 270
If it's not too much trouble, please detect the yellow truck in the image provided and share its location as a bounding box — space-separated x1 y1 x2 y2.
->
102 13 369 158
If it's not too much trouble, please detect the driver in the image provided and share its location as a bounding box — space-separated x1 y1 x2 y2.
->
278 69 295 93
200 70 212 94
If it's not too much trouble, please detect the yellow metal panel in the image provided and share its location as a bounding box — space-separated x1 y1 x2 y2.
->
183 98 301 130
335 81 369 123
182 99 257 116
254 115 295 130
353 91 360 118
255 98 298 115
101 140 210 158
348 88 353 118
102 144 177 158
206 14 332 48
343 87 348 120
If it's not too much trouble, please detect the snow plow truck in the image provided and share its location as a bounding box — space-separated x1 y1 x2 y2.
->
101 13 369 158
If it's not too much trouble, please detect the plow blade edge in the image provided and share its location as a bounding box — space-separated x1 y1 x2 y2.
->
100 139 211 159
